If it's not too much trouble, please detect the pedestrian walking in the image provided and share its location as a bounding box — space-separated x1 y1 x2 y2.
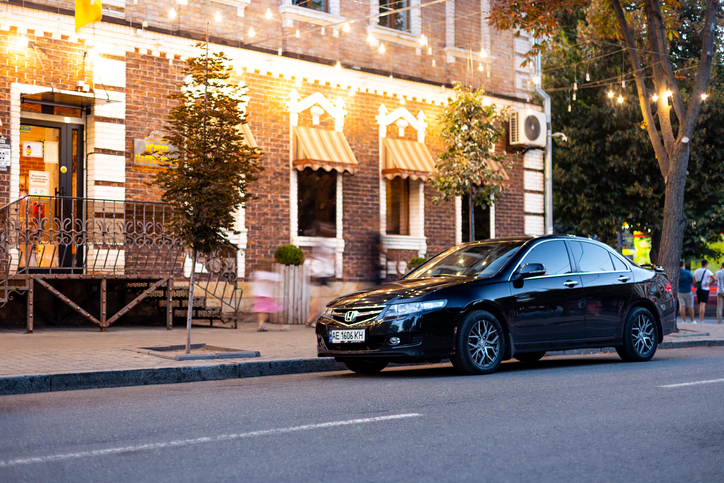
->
716 262 724 325
693 260 714 323
251 269 283 332
677 260 695 323
306 222 336 328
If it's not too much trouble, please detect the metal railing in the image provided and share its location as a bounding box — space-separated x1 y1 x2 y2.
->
0 195 242 326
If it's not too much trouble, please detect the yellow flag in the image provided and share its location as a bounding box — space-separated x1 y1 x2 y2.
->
75 0 102 32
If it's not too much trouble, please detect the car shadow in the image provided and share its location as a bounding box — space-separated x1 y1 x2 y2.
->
328 353 639 379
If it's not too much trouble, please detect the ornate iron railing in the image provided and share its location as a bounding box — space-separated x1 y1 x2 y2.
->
0 195 242 329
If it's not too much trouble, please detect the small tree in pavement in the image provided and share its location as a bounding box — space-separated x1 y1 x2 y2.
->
154 43 262 353
431 83 512 242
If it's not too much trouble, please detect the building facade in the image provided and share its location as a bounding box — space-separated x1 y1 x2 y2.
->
0 0 548 306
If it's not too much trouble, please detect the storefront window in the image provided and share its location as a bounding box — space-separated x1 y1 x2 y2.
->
379 0 409 31
386 177 409 235
293 0 327 13
298 168 336 237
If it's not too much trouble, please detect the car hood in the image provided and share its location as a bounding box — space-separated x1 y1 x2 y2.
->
330 276 471 307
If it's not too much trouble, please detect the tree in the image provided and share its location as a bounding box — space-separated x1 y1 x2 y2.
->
544 1 724 261
489 0 721 300
154 43 262 352
431 83 512 242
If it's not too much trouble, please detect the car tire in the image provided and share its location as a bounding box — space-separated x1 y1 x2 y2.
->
616 307 658 362
514 351 546 363
452 310 505 375
343 359 389 374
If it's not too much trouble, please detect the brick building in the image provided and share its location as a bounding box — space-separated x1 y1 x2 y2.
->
0 0 549 306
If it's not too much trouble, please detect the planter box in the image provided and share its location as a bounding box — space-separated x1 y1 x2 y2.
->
271 263 310 325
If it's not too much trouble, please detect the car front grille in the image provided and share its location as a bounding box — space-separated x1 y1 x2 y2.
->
330 305 386 326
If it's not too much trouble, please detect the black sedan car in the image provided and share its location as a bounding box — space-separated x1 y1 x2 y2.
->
315 235 676 375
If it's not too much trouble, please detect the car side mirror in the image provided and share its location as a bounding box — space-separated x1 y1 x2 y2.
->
518 263 546 279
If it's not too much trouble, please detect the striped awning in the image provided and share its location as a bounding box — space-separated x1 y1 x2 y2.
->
382 138 436 181
293 126 358 174
239 123 257 148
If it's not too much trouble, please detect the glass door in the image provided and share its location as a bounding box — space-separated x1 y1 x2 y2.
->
18 120 84 271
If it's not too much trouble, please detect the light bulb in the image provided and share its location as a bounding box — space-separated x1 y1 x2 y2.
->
478 63 483 72
248 27 255 37
295 29 300 38
428 47 432 55
701 93 708 101
572 92 576 101
652 93 658 102
343 22 350 33
622 79 626 88
665 89 673 97
379 43 385 54
169 8 177 19
568 104 571 112
367 33 374 44
586 72 590 82
335 61 341 70
480 48 486 58
573 81 577 91
265 8 272 19
608 90 614 98
214 11 222 22
532 75 540 85
419 34 427 46
617 95 624 104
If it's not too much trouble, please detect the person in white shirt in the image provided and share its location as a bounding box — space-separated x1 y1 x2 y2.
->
693 260 714 323
716 263 724 325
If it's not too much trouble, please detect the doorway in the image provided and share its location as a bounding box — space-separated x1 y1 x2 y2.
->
18 119 84 270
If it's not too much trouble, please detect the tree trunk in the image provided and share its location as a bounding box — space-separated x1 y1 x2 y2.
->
658 148 690 332
185 249 197 354
469 185 475 242
649 228 661 266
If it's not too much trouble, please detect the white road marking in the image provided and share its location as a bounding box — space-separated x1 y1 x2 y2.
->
659 378 724 388
0 413 422 468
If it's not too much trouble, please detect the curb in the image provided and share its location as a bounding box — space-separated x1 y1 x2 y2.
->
1 340 722 396
0 359 345 396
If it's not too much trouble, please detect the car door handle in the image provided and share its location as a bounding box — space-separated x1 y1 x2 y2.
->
618 276 630 282
564 280 579 288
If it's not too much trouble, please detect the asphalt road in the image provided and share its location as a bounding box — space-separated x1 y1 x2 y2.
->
1 348 723 482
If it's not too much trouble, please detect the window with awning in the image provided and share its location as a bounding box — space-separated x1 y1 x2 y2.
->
292 126 358 174
381 137 435 181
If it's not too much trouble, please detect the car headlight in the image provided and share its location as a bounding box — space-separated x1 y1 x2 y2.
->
385 300 447 317
321 306 334 318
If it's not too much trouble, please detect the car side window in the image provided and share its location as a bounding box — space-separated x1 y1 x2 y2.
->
522 241 572 275
610 253 628 271
572 241 615 272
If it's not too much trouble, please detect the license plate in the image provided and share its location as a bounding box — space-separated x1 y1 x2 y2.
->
329 329 365 343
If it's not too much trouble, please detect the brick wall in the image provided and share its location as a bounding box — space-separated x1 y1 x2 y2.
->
0 1 537 283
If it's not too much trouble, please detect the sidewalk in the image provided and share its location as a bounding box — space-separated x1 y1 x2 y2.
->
1 319 723 395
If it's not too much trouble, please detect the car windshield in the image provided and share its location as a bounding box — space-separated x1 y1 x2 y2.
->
405 241 525 279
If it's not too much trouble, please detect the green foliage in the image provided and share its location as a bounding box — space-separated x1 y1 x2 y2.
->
274 244 305 266
431 83 513 213
547 0 724 258
153 43 263 255
408 257 427 268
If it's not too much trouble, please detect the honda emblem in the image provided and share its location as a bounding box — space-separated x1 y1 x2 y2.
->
344 310 359 323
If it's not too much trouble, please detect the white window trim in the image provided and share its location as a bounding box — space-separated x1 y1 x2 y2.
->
214 0 252 17
289 90 346 279
444 0 495 64
377 104 427 256
367 0 423 52
279 0 344 35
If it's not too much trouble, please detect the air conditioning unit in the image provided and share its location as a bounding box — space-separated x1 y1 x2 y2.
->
509 110 546 147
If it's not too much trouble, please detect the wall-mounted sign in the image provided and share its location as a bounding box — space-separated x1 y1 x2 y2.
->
28 170 50 196
0 136 10 172
23 141 43 158
133 138 178 168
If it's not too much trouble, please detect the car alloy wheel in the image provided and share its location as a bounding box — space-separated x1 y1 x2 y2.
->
452 310 505 375
616 307 658 362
